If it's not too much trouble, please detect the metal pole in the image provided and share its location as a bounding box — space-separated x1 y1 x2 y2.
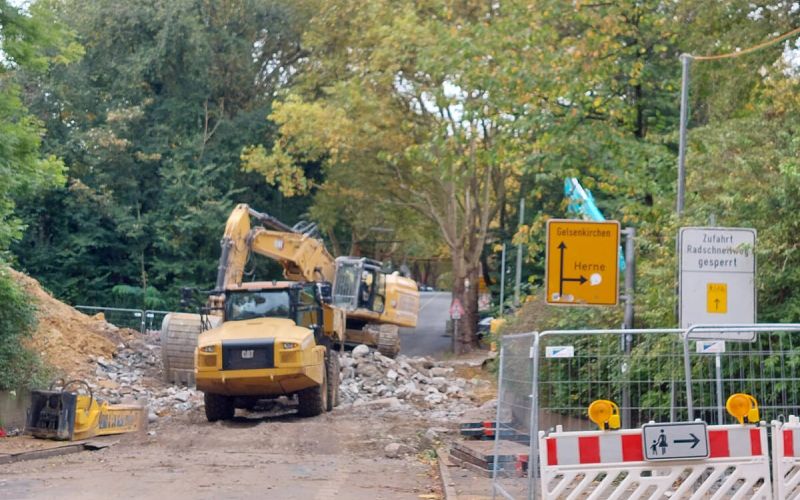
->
499 243 506 312
623 228 635 330
677 54 692 216
683 335 694 420
453 318 458 354
621 227 635 427
715 353 724 424
491 344 506 499
529 334 540 500
514 198 525 307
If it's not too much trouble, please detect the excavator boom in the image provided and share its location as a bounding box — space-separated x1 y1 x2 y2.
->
215 204 336 288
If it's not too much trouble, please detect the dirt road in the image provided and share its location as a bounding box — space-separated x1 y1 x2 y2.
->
2 403 443 500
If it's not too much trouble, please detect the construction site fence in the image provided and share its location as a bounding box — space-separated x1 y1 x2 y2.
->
491 323 800 500
75 306 174 336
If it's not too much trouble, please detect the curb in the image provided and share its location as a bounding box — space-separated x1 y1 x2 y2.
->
0 437 117 465
0 442 85 465
436 446 459 500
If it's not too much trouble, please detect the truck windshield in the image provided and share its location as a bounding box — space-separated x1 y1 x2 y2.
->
225 290 291 321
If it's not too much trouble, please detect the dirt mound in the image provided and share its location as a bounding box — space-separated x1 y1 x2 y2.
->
7 267 137 379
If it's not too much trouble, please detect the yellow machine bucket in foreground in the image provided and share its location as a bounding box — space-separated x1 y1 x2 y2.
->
26 382 145 441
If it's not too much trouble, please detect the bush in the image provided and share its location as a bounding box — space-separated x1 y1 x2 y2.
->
0 269 50 390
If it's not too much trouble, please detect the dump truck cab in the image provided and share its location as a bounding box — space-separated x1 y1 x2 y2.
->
195 281 343 421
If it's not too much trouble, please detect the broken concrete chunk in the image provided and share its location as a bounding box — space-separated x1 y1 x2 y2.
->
384 442 414 458
352 344 370 357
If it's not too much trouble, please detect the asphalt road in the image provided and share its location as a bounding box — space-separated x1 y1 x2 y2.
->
399 291 453 358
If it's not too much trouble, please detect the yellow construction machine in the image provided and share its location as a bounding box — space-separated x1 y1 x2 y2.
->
161 204 419 420
26 380 145 440
207 204 419 356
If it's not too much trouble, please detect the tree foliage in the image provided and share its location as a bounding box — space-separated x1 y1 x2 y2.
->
0 0 797 358
12 0 315 308
0 0 80 251
243 0 536 351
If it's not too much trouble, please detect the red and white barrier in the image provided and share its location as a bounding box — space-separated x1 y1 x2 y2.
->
539 424 771 499
773 417 800 499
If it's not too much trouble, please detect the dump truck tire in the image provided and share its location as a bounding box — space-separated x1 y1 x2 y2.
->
204 392 235 422
161 313 222 385
326 351 340 411
297 359 328 417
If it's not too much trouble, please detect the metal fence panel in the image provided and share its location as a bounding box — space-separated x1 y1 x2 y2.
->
143 310 173 336
493 332 536 500
492 324 800 499
75 306 181 341
683 324 800 425
536 328 687 433
75 305 145 332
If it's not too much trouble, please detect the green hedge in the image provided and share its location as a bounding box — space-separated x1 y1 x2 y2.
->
0 269 50 390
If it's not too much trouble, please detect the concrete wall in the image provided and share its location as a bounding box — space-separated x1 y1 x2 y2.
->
0 390 30 430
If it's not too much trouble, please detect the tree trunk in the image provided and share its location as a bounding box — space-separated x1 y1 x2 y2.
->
451 249 480 354
464 265 480 350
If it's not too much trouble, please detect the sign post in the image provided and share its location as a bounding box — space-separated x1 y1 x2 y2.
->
450 298 465 353
679 227 756 335
545 220 620 306
679 227 756 421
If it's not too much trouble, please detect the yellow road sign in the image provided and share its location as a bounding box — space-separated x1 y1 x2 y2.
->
545 219 620 306
706 283 728 313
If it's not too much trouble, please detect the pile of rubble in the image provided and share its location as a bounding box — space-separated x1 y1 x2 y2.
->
87 339 488 422
339 344 490 420
88 334 204 420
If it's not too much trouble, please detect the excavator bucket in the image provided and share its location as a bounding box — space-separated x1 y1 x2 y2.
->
26 390 78 440
26 381 146 441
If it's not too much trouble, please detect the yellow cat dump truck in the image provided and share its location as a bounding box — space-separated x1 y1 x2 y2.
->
194 280 345 420
161 204 419 421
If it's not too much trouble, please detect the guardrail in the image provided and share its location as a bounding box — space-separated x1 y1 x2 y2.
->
74 306 177 335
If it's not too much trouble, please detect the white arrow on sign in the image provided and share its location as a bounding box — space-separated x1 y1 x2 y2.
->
642 421 709 461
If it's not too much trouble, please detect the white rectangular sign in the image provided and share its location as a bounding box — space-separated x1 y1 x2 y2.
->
679 227 756 341
642 421 709 461
545 346 575 358
696 341 726 354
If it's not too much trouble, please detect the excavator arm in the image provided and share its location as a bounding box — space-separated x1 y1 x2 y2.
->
215 204 336 289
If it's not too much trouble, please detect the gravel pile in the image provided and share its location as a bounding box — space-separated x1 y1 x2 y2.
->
339 344 490 420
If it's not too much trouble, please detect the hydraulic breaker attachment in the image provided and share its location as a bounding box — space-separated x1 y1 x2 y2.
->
26 380 146 441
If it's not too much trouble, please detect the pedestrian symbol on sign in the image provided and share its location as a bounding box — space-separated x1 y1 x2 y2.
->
650 429 668 456
642 421 709 461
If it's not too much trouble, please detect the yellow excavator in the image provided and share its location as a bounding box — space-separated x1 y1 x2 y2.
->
160 204 419 420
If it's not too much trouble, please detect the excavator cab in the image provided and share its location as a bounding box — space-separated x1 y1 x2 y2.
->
332 257 385 314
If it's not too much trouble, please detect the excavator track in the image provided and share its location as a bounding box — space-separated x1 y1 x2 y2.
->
345 323 401 358
161 313 221 386
374 324 401 358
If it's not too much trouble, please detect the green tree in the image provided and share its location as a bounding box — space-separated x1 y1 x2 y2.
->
14 0 314 308
243 0 532 352
0 0 81 251
0 0 80 390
